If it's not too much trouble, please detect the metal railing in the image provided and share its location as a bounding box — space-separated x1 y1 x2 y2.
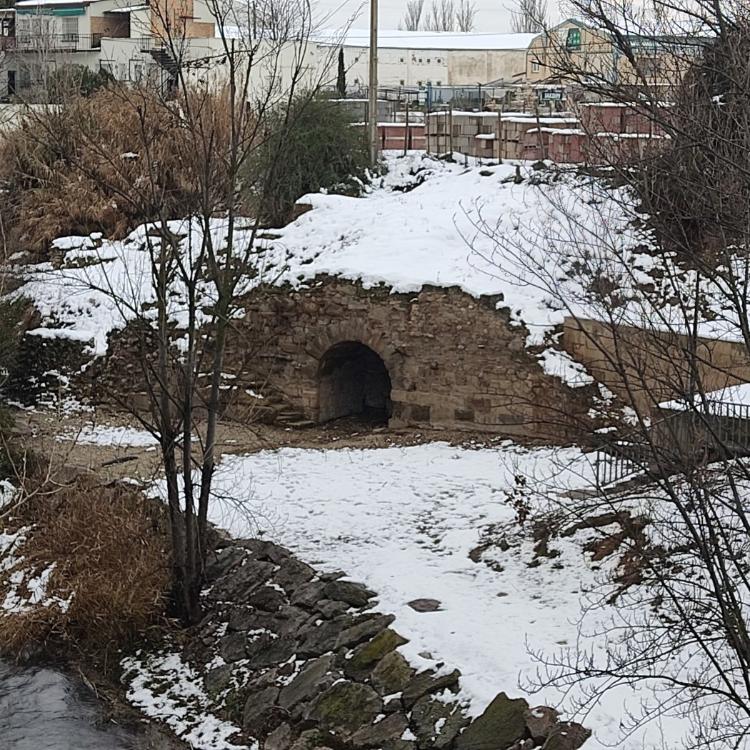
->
595 399 750 488
12 34 103 52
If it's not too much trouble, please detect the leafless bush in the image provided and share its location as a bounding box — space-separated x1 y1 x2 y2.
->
510 0 547 34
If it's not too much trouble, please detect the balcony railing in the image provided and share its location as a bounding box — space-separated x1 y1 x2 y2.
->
11 34 103 52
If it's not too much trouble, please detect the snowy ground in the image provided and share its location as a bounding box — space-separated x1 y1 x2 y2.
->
169 442 687 750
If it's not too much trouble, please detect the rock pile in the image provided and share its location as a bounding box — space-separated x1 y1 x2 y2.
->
191 538 591 750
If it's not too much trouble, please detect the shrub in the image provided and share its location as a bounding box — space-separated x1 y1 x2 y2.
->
0 86 231 254
247 93 370 226
47 64 114 102
0 477 170 664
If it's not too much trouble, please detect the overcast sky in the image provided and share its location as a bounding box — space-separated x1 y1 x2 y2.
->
312 0 564 33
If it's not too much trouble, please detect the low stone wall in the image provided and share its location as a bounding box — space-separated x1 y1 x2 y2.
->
186 537 591 750
562 316 750 413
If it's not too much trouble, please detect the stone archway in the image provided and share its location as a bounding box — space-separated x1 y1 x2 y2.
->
318 341 392 424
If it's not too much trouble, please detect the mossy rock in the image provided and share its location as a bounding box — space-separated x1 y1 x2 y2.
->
371 650 415 695
455 692 528 750
344 628 408 679
307 681 382 734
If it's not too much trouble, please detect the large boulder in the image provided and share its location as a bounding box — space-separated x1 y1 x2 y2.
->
524 706 559 744
243 685 281 736
344 628 408 680
410 695 469 749
307 681 383 734
211 560 277 602
219 632 249 662
455 692 529 750
298 616 356 657
264 722 293 750
323 580 376 608
279 655 337 711
275 558 316 593
349 713 410 748
336 614 396 650
402 669 461 710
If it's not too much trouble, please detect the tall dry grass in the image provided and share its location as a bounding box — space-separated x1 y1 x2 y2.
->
0 476 170 665
0 85 237 255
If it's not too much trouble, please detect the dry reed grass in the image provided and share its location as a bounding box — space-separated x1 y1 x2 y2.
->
0 476 170 665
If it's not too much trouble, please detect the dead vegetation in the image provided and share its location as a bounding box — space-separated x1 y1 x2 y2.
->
0 472 170 666
0 86 235 255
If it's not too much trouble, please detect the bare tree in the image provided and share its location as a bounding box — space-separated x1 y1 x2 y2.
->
465 3 750 745
510 0 548 33
425 0 456 32
455 0 477 32
401 0 426 31
7 0 343 623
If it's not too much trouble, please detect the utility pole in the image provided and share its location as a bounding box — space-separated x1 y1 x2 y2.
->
368 0 379 165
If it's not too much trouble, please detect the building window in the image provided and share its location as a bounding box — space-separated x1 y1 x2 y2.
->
417 80 422 86
427 57 430 63
436 80 441 85
400 57 405 63
399 79 405 85
531 60 540 72
61 16 79 43
418 57 422 63
436 57 441 63
566 28 581 50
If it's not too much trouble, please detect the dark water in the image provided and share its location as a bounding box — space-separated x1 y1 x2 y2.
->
0 660 148 750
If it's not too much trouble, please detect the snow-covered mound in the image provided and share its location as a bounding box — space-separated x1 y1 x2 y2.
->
15 154 642 359
17 151 744 369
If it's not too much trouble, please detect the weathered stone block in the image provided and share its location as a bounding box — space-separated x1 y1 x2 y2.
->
307 681 382 734
455 692 529 750
370 650 415 695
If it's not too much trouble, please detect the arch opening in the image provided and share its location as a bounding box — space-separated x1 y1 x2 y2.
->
318 341 392 425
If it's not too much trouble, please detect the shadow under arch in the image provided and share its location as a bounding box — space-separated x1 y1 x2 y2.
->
317 341 392 425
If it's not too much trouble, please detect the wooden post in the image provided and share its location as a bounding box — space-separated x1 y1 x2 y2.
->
425 97 431 155
534 103 545 160
496 107 503 163
404 97 409 156
448 105 453 159
367 0 379 164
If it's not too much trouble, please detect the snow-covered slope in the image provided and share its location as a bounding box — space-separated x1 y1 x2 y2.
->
190 442 687 750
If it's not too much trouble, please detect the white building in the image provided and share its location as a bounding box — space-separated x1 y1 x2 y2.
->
320 29 536 89
1 0 216 96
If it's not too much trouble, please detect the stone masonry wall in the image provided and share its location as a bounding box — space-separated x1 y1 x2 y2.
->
178 536 591 750
563 316 750 414
228 277 593 441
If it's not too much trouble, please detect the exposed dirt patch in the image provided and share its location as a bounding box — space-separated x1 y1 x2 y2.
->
19 407 535 484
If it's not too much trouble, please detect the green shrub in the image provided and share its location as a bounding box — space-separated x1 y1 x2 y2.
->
248 94 370 226
47 64 114 102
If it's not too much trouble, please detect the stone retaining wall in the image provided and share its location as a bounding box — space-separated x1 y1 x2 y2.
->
187 537 591 750
226 277 593 440
562 316 750 413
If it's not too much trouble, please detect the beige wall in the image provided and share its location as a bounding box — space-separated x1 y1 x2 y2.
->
563 316 750 413
526 21 614 83
447 49 526 85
